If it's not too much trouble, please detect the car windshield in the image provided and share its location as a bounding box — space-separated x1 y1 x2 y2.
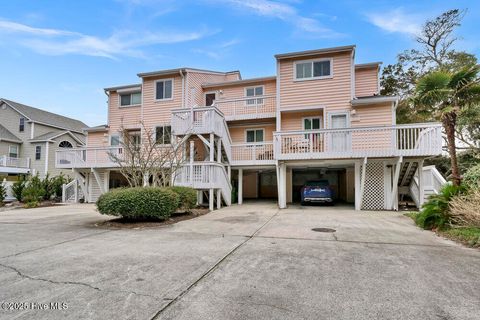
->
305 180 329 187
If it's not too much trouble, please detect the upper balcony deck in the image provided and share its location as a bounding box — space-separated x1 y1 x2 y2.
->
0 156 30 174
214 95 276 121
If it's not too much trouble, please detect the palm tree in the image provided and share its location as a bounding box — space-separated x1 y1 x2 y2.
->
414 65 480 186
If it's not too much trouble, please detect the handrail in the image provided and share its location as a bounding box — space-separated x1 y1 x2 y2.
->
273 123 442 135
214 94 276 104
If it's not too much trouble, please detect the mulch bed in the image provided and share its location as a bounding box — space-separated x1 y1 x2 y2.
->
0 201 60 212
93 207 210 229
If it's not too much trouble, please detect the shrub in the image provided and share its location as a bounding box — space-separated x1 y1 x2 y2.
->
96 187 179 220
463 163 480 190
22 174 45 208
167 186 197 211
11 177 27 201
50 173 70 200
41 173 55 200
415 184 465 230
0 181 6 206
449 189 480 227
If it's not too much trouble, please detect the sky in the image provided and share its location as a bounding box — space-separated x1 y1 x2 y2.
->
0 0 479 126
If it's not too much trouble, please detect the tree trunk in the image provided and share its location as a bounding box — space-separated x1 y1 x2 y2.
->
443 111 461 186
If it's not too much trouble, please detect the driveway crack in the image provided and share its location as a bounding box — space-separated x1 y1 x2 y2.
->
150 209 280 319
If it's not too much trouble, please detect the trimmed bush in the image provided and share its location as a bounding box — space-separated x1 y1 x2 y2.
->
0 182 6 205
11 177 27 201
463 163 480 190
415 184 465 230
96 187 179 220
167 186 197 211
22 174 45 208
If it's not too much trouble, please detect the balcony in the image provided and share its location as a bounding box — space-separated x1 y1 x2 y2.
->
171 106 226 136
274 123 443 160
0 156 30 173
56 147 122 169
231 142 275 166
214 95 276 121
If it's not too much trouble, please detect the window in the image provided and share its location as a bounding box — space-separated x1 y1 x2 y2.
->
9 145 18 158
110 135 120 146
245 86 264 105
246 129 264 143
35 146 41 160
155 79 173 100
19 118 25 132
303 117 322 130
295 60 331 80
155 126 172 144
120 92 141 107
59 141 73 148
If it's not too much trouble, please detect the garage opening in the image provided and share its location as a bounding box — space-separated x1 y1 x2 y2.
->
291 167 354 205
232 169 278 203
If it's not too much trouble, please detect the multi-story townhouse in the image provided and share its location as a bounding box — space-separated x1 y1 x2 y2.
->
56 45 444 210
0 98 87 180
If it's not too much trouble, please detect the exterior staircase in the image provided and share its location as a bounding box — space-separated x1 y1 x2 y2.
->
407 165 447 207
171 106 233 209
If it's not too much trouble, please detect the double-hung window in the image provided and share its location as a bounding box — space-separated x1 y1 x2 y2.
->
19 118 25 132
246 129 264 143
295 60 331 80
35 146 41 160
120 92 141 107
155 126 172 145
9 145 18 158
304 117 322 139
245 86 264 105
155 79 173 100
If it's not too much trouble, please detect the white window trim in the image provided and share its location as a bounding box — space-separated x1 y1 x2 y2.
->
204 91 217 106
154 78 174 102
9 145 18 158
302 116 323 130
245 128 265 143
293 58 333 82
327 111 350 129
154 125 172 145
35 145 42 161
244 85 265 106
118 91 142 108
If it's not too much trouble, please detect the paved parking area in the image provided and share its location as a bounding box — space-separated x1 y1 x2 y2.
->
0 203 479 320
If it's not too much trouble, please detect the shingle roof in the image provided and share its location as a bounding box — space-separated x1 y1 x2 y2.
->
0 124 22 143
30 131 85 144
1 98 88 133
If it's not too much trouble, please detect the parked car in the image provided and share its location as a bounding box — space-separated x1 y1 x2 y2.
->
300 180 334 205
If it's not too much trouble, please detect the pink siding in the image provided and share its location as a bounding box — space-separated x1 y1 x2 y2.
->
141 75 183 129
211 79 276 101
108 92 142 133
187 72 230 106
225 72 241 81
229 123 275 144
279 52 353 119
281 110 324 131
355 67 379 97
86 131 108 147
351 102 393 127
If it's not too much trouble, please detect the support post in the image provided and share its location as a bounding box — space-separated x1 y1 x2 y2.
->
217 138 221 163
238 168 243 205
189 141 194 185
358 158 367 210
278 163 287 209
209 188 214 211
354 161 361 210
390 157 402 210
209 133 214 162
418 159 425 207
197 190 204 205
217 189 221 209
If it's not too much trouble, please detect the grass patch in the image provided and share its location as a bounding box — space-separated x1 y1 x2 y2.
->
440 227 480 248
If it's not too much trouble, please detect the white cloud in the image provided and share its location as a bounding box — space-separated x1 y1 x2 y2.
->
193 38 241 60
219 0 343 38
0 18 212 59
366 8 422 35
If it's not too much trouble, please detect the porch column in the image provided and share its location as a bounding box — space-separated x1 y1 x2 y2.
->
197 190 204 205
217 138 221 163
209 133 214 162
238 168 243 205
103 171 109 193
278 163 287 209
354 161 361 211
418 159 425 207
209 188 214 211
217 189 221 209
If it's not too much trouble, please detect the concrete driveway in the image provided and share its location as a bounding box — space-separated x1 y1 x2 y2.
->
0 203 479 320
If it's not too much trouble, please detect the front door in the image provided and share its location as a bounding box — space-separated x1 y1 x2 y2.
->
330 113 349 152
205 93 216 106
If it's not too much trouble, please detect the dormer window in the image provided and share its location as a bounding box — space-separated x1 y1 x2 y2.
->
120 92 141 107
295 59 332 80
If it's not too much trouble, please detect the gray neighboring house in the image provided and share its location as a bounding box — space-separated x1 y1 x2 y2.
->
0 98 88 179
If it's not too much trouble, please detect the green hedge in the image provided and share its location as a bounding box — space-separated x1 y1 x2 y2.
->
96 187 179 220
167 186 197 211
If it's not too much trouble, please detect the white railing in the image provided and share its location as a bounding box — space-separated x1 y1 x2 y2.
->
410 165 447 208
56 147 122 168
231 142 274 165
0 156 30 168
171 106 232 163
62 180 78 203
174 162 231 205
274 123 442 160
214 95 276 121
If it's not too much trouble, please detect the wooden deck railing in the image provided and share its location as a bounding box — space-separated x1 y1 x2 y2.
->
214 95 276 121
